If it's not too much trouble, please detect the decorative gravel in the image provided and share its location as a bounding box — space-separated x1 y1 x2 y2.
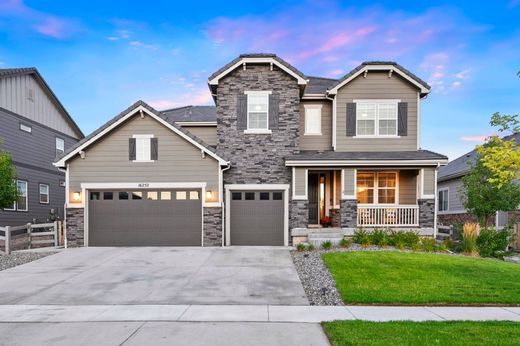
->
291 244 458 306
0 251 55 271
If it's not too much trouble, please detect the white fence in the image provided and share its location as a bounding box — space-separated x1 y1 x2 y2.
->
0 222 59 255
357 205 419 227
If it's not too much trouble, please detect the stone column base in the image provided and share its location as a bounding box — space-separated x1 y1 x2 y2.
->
65 208 85 248
203 207 222 247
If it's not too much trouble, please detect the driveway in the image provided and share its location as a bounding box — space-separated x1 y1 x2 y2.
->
0 247 308 305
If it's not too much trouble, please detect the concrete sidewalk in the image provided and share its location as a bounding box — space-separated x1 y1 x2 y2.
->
0 304 519 323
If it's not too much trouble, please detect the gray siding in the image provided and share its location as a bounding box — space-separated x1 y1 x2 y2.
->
68 114 220 202
0 109 77 226
335 71 419 151
294 168 306 196
438 178 465 213
0 74 78 137
299 101 333 151
423 167 435 195
399 170 417 204
181 125 217 146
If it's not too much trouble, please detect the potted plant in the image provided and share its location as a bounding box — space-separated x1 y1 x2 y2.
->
321 216 332 227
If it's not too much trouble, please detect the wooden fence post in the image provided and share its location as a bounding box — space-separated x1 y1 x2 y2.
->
5 226 10 255
53 221 58 247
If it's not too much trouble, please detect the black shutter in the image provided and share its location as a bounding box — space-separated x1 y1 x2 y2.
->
151 138 158 160
129 138 136 160
346 103 356 137
398 102 408 136
269 94 279 129
237 95 247 130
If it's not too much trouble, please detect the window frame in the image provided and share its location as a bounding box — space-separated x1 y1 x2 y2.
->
132 134 155 163
438 187 449 213
244 90 271 134
39 183 50 204
55 137 65 158
19 123 32 133
16 180 28 211
356 171 399 205
304 104 322 135
354 99 400 138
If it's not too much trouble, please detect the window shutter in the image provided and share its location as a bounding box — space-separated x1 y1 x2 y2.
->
150 138 158 160
398 102 408 136
129 138 136 160
346 103 356 137
237 95 247 130
269 94 279 129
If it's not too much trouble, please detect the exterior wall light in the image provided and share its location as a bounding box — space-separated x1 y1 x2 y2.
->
72 191 81 202
205 191 213 200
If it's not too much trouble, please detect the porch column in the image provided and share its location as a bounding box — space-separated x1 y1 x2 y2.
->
418 168 436 230
340 169 357 229
290 167 308 230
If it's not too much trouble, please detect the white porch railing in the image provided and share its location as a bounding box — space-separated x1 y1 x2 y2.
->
357 205 419 227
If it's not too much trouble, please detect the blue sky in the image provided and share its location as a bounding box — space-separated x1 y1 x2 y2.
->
0 0 518 160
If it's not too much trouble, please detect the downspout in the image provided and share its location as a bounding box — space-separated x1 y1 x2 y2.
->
220 163 231 247
57 166 67 248
325 93 336 150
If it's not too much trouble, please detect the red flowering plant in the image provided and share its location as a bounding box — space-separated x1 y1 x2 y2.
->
321 216 332 227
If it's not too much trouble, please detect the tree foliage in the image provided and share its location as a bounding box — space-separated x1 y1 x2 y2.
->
0 140 18 209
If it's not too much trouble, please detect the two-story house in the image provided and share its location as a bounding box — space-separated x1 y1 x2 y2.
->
0 68 83 226
54 54 447 247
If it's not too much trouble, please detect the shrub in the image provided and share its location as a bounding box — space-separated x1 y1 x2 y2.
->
296 243 306 252
339 238 351 248
477 226 517 258
353 228 371 245
307 243 316 251
321 240 333 250
370 229 389 247
439 239 454 252
403 230 420 249
461 222 480 256
421 237 437 252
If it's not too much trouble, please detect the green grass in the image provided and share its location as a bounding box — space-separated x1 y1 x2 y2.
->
322 320 520 346
322 251 520 305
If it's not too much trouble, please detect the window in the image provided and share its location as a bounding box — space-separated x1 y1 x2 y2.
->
103 192 113 200
273 192 283 200
39 184 49 204
119 192 129 200
356 100 398 137
260 192 270 200
133 135 154 162
55 137 65 158
160 191 171 200
20 123 32 133
4 180 28 211
245 192 255 200
232 192 242 200
438 188 449 212
176 191 187 200
147 191 158 200
131 192 142 200
304 105 322 135
246 91 269 131
189 191 199 200
90 191 100 200
357 172 397 204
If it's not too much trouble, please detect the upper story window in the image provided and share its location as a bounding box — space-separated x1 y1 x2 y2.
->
130 134 158 162
245 91 271 133
4 180 28 212
20 123 32 133
356 172 397 205
438 188 449 212
39 183 49 204
355 100 399 137
304 105 322 135
55 137 65 158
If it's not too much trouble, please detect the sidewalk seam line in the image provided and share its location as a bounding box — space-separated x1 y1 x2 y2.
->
177 305 191 321
423 307 447 321
119 321 146 346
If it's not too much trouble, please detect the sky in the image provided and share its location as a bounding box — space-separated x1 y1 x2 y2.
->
0 0 518 160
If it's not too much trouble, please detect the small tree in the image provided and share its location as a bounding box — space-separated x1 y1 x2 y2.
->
0 139 18 209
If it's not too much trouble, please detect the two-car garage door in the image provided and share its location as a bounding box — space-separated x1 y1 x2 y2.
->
88 189 202 246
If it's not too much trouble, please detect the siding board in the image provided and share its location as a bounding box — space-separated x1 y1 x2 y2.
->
180 126 217 146
299 101 333 150
294 168 307 196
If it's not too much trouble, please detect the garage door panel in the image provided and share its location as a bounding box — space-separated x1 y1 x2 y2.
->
230 190 285 246
88 189 202 246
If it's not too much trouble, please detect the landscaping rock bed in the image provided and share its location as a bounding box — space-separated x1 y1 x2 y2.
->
0 251 55 271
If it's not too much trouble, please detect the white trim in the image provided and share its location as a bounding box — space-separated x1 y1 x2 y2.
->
353 99 401 103
417 92 421 150
332 96 337 150
175 121 217 126
356 171 399 205
245 90 270 132
132 134 154 138
54 105 229 167
304 104 322 136
244 90 272 95
286 160 448 167
328 65 430 95
243 129 272 134
437 186 449 213
354 99 400 137
434 166 439 237
302 94 327 100
341 169 358 200
353 135 401 139
225 184 290 246
292 167 308 200
209 57 307 85
39 183 50 204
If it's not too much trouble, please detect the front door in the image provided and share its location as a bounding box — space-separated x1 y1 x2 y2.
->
308 174 319 224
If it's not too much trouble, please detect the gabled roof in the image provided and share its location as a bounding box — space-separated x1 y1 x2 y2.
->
54 100 228 167
306 76 338 95
162 105 217 123
438 133 520 182
327 61 431 96
0 67 84 138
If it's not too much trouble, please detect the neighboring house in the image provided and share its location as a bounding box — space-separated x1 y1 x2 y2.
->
54 54 447 247
437 133 520 228
0 68 84 226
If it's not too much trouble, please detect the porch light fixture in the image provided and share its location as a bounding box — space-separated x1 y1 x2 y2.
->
72 192 81 202
206 191 213 200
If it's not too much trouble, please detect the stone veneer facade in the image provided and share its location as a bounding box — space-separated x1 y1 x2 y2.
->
65 208 84 247
203 207 222 246
340 199 358 228
290 200 308 230
418 199 435 228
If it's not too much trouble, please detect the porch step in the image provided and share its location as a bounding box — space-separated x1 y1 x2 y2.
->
307 231 344 247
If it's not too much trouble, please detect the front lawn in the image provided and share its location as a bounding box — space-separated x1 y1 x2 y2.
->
322 320 520 346
322 251 520 305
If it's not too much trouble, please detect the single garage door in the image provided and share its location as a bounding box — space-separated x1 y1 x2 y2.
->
88 189 202 246
230 190 285 246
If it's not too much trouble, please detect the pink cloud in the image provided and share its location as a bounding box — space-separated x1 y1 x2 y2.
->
147 89 213 110
147 100 178 109
325 69 344 78
34 17 71 39
461 134 494 142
